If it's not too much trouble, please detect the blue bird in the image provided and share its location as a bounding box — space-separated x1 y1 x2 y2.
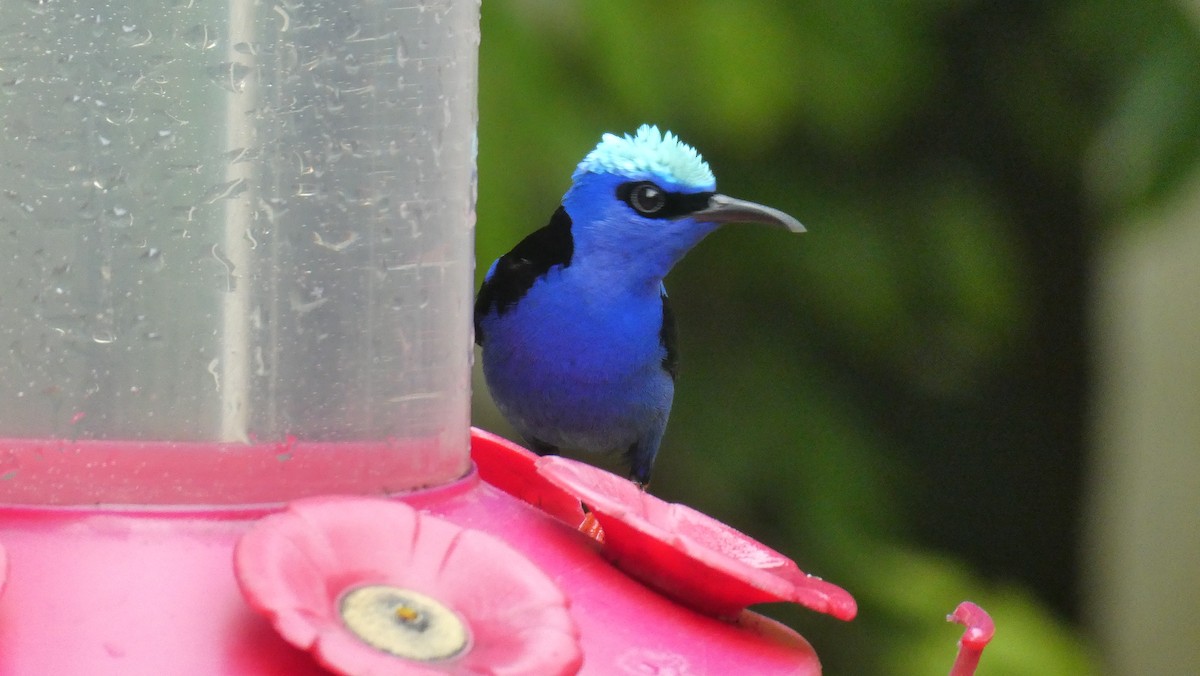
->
475 125 803 487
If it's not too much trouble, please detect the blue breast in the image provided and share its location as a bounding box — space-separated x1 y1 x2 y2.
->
478 261 673 454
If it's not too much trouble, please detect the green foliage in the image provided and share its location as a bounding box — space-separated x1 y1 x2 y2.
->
474 1 1200 672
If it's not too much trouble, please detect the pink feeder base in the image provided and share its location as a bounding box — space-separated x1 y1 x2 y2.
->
0 430 822 675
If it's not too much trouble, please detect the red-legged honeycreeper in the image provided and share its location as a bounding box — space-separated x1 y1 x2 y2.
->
475 125 804 487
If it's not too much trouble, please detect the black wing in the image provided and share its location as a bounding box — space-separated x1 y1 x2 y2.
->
474 206 574 345
659 289 679 380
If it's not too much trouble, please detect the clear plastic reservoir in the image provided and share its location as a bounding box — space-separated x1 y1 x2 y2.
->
0 0 478 496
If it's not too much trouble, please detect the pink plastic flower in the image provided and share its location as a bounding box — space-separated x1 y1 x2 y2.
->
536 455 858 621
234 496 582 675
947 601 995 676
0 540 7 598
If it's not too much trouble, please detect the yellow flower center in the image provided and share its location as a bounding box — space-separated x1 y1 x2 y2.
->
339 585 470 661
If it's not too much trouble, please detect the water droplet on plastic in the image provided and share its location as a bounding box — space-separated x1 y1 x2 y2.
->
206 62 251 93
182 25 217 50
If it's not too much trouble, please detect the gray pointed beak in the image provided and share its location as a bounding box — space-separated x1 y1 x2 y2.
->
690 193 806 233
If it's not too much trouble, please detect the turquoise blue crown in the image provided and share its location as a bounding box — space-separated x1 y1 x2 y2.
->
574 124 716 192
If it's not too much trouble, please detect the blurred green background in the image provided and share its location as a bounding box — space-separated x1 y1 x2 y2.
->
471 2 1200 673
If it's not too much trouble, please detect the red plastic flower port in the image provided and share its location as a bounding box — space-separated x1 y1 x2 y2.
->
947 601 995 676
537 455 858 621
470 428 591 532
234 496 582 676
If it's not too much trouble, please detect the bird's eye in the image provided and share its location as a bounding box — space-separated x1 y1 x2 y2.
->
627 182 666 215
